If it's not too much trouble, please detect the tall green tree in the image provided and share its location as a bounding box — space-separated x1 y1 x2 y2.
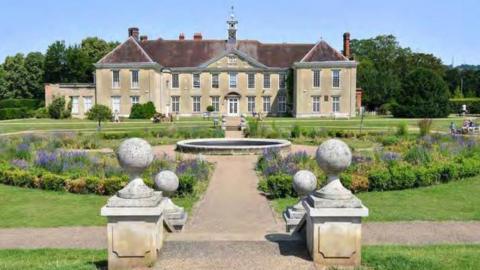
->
44 41 67 83
80 37 119 82
351 35 408 110
65 45 90 83
24 52 45 99
392 68 450 118
3 53 30 98
0 65 6 99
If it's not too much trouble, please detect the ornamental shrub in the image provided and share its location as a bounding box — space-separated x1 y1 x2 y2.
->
48 96 67 119
418 119 433 136
404 146 432 165
392 68 450 118
258 173 294 198
129 102 157 119
142 102 156 118
396 122 409 136
291 124 302 138
368 169 391 191
129 103 144 119
380 135 400 146
178 173 196 196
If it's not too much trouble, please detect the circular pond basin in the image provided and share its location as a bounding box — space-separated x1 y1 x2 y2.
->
176 138 291 155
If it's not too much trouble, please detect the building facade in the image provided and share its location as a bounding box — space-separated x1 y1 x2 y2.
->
45 12 359 118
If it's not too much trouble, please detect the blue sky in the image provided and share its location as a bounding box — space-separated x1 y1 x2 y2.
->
1 0 479 65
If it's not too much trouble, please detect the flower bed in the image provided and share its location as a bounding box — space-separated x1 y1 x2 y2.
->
257 134 480 198
0 135 213 197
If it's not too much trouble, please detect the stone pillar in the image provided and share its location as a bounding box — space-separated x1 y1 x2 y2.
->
303 139 368 269
283 170 317 232
154 170 187 232
101 138 166 270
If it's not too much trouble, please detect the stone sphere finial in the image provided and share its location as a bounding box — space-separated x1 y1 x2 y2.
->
315 139 354 201
116 138 154 199
117 138 154 176
154 170 179 196
316 139 352 177
293 170 317 197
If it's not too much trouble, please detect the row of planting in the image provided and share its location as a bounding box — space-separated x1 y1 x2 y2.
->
0 126 224 150
0 135 212 197
257 133 480 198
245 118 438 143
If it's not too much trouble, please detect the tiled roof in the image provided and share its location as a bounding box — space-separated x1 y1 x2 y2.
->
98 37 347 68
98 37 153 64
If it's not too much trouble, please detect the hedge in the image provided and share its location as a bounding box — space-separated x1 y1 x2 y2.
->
449 98 480 114
367 156 480 191
0 164 128 195
0 108 34 120
0 163 208 196
0 99 42 109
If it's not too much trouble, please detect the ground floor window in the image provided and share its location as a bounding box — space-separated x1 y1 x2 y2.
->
211 96 219 112
83 96 93 112
312 96 320 112
247 96 255 113
332 96 340 113
130 96 139 105
193 96 201 112
111 96 121 113
171 96 180 113
71 96 79 114
278 95 286 113
263 96 271 113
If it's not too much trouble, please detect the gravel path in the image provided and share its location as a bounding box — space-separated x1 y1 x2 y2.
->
184 154 282 234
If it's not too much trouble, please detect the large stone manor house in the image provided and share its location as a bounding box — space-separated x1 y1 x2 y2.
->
45 12 361 118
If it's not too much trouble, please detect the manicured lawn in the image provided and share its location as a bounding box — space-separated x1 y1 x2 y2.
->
0 115 470 135
0 117 213 134
0 249 106 270
271 176 480 222
362 245 480 270
0 184 201 228
258 115 467 133
1 245 479 269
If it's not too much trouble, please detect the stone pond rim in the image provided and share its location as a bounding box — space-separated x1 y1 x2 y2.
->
176 138 291 155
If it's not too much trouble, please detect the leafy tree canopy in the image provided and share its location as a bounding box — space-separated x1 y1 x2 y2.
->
392 68 450 118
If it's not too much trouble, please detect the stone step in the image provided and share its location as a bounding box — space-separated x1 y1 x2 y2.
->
155 240 315 270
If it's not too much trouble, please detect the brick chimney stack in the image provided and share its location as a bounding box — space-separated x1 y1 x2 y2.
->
343 32 351 59
128 27 140 40
179 33 185 40
140 35 148 42
193 32 203 41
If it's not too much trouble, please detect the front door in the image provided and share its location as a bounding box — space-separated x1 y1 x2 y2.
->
228 97 239 116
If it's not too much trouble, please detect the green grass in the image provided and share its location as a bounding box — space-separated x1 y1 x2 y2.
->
271 176 480 222
362 245 480 270
0 249 106 270
0 184 201 228
0 117 213 134
258 115 468 133
0 115 470 135
1 245 479 269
